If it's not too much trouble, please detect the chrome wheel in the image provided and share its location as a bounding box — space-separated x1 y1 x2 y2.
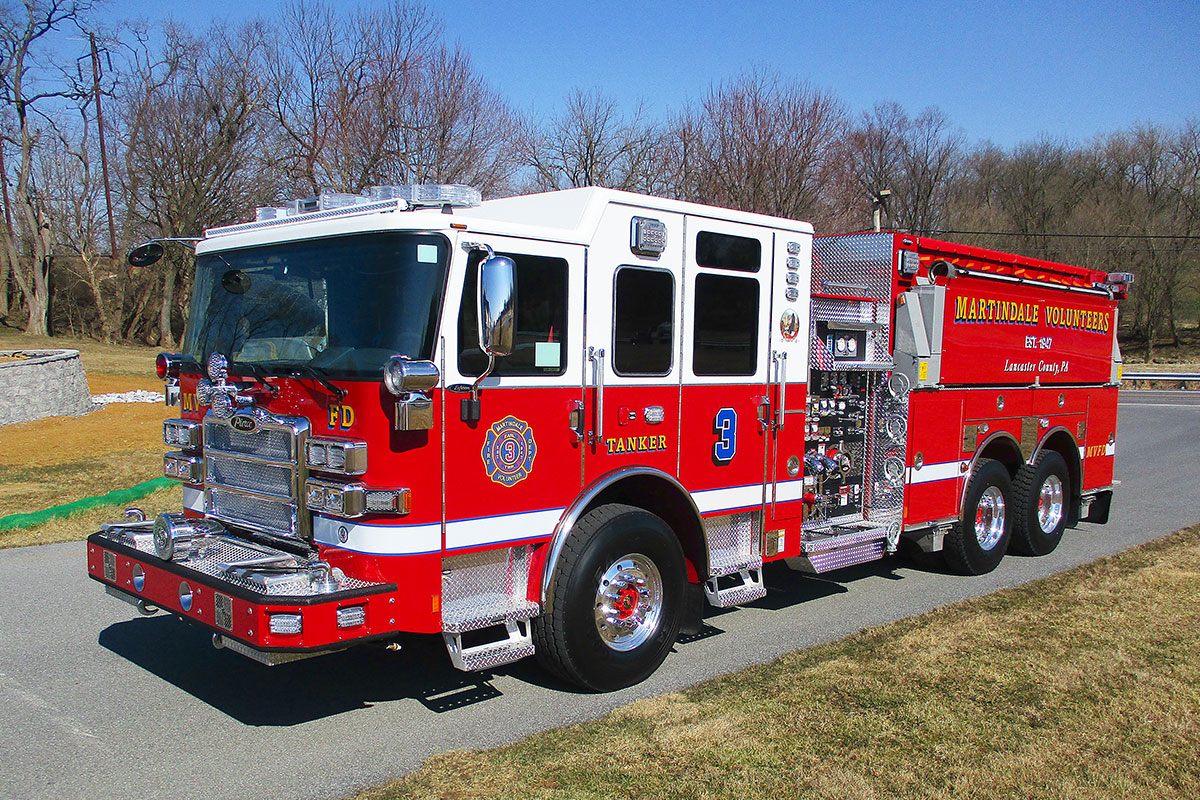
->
594 553 663 652
974 486 1007 551
1037 475 1065 533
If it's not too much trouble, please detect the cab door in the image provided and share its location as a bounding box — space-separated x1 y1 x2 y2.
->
677 220 774 527
582 208 683 484
443 235 585 554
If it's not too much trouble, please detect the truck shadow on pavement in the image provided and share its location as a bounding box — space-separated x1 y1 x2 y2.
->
96 554 927 726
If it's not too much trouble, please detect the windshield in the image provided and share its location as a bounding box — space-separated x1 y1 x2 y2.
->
183 232 450 380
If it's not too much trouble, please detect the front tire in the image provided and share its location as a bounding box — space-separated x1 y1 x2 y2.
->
534 503 685 691
945 458 1012 575
1010 450 1070 556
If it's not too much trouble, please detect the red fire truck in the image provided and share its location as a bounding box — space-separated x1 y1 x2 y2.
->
86 185 1128 691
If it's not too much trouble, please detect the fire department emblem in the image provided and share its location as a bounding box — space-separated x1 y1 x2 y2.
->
482 416 537 486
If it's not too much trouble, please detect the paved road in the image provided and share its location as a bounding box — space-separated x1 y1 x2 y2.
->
1 392 1198 800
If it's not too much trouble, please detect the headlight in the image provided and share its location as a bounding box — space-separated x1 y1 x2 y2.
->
305 437 367 475
163 419 201 449
163 452 202 483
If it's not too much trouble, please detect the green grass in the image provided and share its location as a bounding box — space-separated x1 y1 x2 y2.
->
359 526 1200 800
0 485 182 549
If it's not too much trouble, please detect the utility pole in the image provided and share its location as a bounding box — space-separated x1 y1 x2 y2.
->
872 189 892 232
89 32 118 259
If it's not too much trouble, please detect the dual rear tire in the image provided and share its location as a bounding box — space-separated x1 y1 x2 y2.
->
944 451 1071 575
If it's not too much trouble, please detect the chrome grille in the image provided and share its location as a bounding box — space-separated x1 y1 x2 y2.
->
204 422 293 461
202 412 310 540
207 487 299 537
206 454 293 499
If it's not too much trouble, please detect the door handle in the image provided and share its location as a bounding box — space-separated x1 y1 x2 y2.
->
773 351 787 429
588 347 605 446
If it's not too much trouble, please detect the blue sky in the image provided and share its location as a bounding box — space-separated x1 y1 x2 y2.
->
97 0 1198 148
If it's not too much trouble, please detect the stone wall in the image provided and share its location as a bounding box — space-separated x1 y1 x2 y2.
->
0 349 93 426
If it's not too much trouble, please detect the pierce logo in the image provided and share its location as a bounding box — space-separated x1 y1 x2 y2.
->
229 414 258 434
482 416 537 487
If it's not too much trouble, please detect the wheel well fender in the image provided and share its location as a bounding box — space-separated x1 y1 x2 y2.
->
540 467 706 611
962 431 1022 510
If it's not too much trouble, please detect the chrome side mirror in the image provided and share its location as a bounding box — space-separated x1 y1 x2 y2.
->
478 255 516 358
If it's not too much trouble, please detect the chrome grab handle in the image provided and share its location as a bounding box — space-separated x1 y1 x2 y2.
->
774 351 787 430
588 347 605 445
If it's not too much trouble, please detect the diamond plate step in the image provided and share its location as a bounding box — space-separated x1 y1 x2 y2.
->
443 619 535 672
789 523 888 574
703 567 766 608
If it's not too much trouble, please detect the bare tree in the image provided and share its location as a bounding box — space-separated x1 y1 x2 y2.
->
264 0 519 197
118 22 277 346
521 89 664 192
843 102 963 232
0 0 93 335
667 72 848 224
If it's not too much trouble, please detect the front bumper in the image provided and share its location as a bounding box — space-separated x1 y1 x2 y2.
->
87 526 400 662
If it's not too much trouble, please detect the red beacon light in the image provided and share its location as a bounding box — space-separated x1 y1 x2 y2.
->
156 352 183 381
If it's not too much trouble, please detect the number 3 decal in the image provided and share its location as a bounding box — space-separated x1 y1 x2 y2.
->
713 408 736 464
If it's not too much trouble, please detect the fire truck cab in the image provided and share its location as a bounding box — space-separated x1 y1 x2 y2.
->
87 185 1125 691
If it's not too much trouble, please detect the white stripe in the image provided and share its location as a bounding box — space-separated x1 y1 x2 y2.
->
775 478 805 503
182 486 204 512
907 461 964 485
312 515 440 556
692 483 763 514
1079 446 1086 459
445 507 563 551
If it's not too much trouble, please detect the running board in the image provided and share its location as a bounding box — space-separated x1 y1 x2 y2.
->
704 566 766 608
788 523 888 574
443 618 535 672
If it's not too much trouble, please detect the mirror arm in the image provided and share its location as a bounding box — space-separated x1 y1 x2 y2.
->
470 353 496 401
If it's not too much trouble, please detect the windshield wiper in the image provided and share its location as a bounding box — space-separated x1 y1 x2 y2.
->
229 361 280 396
285 363 347 400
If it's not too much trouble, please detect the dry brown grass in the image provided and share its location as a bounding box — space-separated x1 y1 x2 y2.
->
360 526 1200 800
0 332 172 546
0 485 182 549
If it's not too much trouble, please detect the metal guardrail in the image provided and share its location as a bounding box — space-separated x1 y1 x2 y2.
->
1122 371 1200 388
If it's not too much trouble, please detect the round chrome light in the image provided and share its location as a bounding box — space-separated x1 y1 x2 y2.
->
152 513 182 561
179 581 193 612
383 356 440 396
132 564 145 592
786 455 801 477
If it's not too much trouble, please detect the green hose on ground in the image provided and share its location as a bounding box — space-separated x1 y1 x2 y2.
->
0 476 174 532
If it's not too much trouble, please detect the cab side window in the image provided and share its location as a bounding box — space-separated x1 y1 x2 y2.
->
693 273 759 375
458 252 568 377
613 267 674 375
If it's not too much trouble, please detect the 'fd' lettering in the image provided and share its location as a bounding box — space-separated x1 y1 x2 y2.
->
328 404 355 430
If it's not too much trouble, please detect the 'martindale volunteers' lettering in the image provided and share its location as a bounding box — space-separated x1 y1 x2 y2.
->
955 295 1110 335
954 296 1038 325
605 435 668 455
1045 305 1110 333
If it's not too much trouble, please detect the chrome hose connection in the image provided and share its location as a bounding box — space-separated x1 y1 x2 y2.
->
152 513 227 562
